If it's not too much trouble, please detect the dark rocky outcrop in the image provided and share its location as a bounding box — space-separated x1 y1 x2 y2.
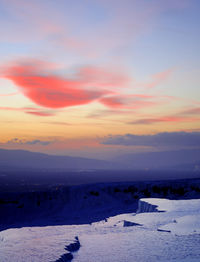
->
65 236 80 252
54 252 73 262
123 220 142 227
54 237 80 262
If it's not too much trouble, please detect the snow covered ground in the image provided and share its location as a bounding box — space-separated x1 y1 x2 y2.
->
0 198 200 262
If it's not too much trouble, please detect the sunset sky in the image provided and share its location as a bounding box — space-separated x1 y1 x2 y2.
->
0 0 200 159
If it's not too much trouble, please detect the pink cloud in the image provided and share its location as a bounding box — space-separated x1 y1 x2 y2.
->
0 106 34 111
181 107 200 115
137 69 173 89
99 96 125 109
78 66 130 89
99 94 158 109
25 111 55 117
129 115 200 125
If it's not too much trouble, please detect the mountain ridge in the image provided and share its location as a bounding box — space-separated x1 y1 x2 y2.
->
0 148 200 171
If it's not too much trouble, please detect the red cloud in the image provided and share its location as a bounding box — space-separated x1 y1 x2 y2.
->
1 59 171 111
2 60 131 109
2 62 106 109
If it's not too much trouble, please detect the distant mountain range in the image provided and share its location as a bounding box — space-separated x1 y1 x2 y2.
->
113 149 200 171
0 148 200 171
0 148 113 170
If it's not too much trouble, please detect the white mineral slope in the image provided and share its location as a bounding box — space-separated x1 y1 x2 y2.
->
133 198 200 234
73 198 200 262
0 198 200 262
0 226 81 262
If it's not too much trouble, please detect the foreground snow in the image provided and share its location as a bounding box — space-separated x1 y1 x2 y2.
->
1 198 200 262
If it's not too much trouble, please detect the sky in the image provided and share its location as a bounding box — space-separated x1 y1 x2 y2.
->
0 0 200 159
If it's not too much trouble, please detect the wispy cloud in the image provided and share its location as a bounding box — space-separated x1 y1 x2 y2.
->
128 116 200 125
137 69 173 89
26 111 55 117
87 108 140 119
0 106 55 117
0 92 18 96
99 94 158 109
127 103 200 125
41 121 70 126
0 0 190 58
181 107 200 116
